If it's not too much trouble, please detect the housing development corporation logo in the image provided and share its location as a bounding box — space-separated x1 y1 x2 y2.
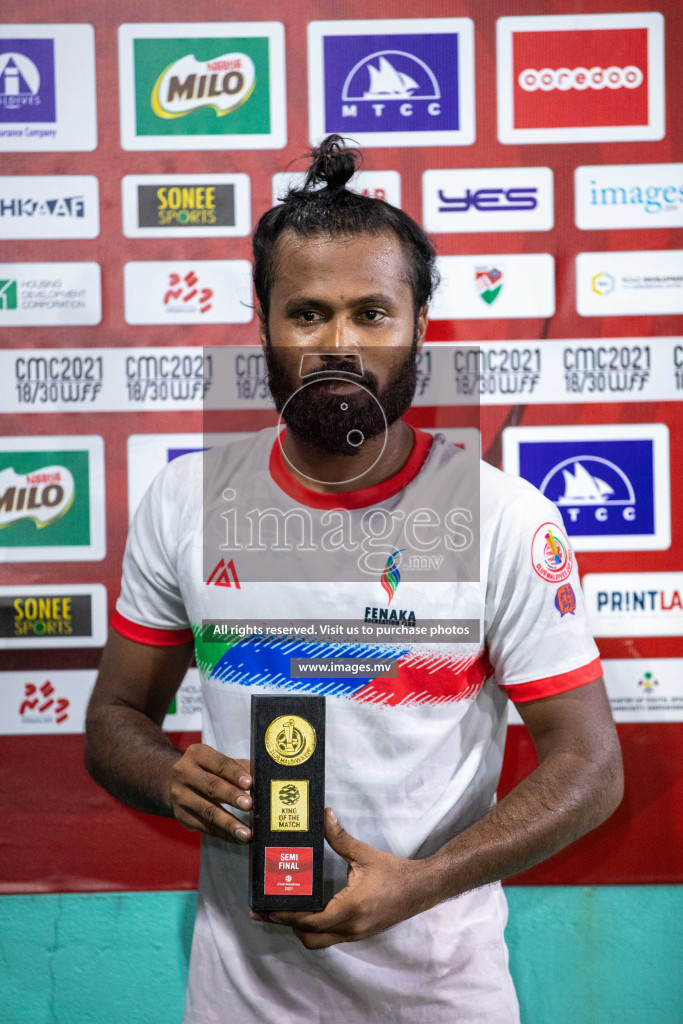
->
118 23 286 150
0 436 105 562
308 18 474 146
503 424 671 552
497 13 665 143
0 262 101 326
0 40 55 122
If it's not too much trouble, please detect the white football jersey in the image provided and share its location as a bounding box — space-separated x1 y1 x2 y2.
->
115 427 601 1024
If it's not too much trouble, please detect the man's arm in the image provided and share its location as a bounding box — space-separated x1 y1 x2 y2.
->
84 629 253 843
257 677 623 949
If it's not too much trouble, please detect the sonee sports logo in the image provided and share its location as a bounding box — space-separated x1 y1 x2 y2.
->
497 13 664 144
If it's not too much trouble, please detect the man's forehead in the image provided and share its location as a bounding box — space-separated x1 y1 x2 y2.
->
271 229 412 299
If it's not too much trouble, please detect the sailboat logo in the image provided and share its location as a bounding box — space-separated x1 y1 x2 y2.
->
342 50 440 103
540 456 635 509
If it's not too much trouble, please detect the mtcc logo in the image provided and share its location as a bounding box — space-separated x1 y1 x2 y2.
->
342 51 441 118
540 456 636 525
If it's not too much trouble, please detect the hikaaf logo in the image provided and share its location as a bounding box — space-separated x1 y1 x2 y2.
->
308 19 474 145
380 549 403 603
503 424 671 552
475 266 503 305
531 522 573 583
497 13 664 143
151 52 255 119
0 465 74 528
0 40 56 122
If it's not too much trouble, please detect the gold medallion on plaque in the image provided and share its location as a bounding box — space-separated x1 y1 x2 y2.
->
271 780 309 831
264 715 316 767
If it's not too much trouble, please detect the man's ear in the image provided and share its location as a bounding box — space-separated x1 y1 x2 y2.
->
415 306 429 353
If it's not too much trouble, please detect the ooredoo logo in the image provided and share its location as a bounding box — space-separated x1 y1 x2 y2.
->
518 65 643 93
497 13 664 144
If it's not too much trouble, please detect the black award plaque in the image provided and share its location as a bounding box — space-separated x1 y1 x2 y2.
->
249 695 326 913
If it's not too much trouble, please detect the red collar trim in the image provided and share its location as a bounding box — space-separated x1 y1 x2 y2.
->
269 426 434 510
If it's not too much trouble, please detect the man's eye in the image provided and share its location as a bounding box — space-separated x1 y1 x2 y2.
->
362 310 384 322
297 311 322 323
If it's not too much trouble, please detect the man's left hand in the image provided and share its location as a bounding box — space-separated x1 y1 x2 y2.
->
250 808 434 949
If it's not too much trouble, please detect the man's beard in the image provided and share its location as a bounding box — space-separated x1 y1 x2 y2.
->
264 334 418 456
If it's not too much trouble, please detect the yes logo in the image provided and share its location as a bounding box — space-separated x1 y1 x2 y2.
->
308 18 474 147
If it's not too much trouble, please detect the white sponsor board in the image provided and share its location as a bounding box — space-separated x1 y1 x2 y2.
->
502 423 671 553
1 340 683 414
307 18 475 148
0 668 201 735
127 433 251 521
0 583 107 649
118 22 286 151
272 170 401 208
124 260 253 325
577 250 683 317
575 163 683 230
0 435 106 563
507 657 683 724
122 173 251 238
497 12 665 145
423 167 553 233
0 262 101 326
0 24 97 152
583 572 683 638
431 254 555 319
0 176 99 239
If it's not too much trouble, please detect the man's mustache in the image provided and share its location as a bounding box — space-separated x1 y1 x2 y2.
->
299 359 378 393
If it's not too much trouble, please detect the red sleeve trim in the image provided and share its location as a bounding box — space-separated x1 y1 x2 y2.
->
500 656 603 703
111 610 193 647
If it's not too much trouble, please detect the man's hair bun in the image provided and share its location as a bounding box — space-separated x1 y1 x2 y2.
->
303 134 360 191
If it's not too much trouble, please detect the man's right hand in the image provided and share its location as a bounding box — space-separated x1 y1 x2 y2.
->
170 744 253 843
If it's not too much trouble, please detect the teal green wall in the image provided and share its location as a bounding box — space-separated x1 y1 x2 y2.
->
0 887 680 1024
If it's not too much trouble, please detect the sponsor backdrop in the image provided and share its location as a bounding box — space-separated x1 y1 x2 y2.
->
0 0 681 907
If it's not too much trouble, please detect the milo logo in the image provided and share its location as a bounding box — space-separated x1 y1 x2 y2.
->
0 465 74 528
152 52 255 118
